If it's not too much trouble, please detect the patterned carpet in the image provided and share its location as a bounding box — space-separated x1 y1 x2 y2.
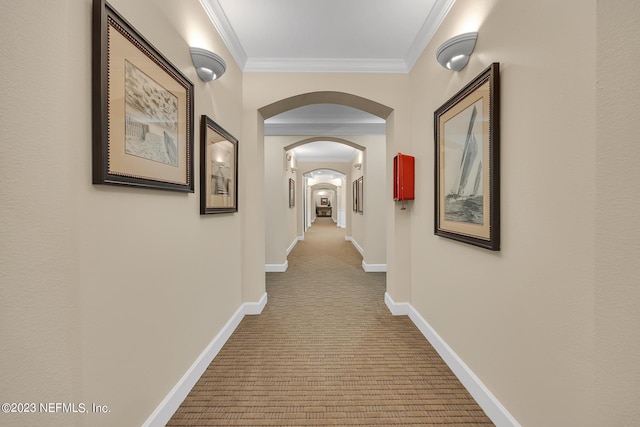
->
168 218 493 426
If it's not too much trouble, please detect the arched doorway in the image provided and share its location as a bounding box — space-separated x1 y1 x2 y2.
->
241 89 408 305
286 137 366 235
262 93 389 275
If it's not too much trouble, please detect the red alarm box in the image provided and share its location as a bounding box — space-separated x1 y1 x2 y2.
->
393 153 415 201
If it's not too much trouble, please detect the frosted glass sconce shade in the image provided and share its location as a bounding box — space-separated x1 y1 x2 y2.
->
436 32 478 71
190 47 226 81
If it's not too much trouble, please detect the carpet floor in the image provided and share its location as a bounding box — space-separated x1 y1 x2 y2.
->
167 218 493 426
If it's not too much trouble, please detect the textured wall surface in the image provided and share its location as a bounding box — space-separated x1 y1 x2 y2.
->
0 0 244 426
595 0 640 425
409 0 596 425
0 2 81 426
3 1 637 426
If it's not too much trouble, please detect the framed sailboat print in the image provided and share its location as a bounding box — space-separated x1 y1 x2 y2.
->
434 63 500 250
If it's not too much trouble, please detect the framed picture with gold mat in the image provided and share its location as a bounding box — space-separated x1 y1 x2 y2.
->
434 63 500 250
289 178 295 208
357 176 364 213
92 0 194 192
200 115 238 214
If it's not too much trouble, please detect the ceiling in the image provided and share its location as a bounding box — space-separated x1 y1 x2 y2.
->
307 169 346 183
200 0 456 73
199 0 455 163
265 104 385 136
293 140 359 163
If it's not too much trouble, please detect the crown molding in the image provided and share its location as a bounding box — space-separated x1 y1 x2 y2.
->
404 0 457 70
198 0 247 69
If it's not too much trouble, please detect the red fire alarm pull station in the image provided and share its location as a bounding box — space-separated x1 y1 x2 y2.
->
393 153 415 208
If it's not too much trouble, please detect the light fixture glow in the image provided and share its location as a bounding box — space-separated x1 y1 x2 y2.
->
436 32 478 72
200 67 216 80
190 47 226 82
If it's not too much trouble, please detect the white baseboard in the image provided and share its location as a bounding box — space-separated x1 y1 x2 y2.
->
243 292 268 315
345 237 385 272
143 293 268 427
286 236 303 256
362 261 387 272
384 292 521 427
346 236 364 256
384 292 411 315
265 261 288 272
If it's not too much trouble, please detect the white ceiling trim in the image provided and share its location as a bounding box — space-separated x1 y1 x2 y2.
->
265 123 386 136
404 0 457 70
244 58 409 74
198 0 247 69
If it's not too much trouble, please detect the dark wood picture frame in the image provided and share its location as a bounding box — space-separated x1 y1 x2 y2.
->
352 179 358 212
92 0 194 192
357 176 364 213
200 115 238 214
434 63 500 250
289 178 295 208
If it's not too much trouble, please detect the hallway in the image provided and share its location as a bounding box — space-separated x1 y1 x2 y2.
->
168 218 493 426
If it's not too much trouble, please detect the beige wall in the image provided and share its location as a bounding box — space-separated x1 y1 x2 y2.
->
3 1 638 426
0 0 244 426
1 3 82 426
262 134 388 270
264 139 298 266
242 74 411 303
359 135 387 266
295 136 388 269
595 1 640 425
351 155 366 250
409 0 597 425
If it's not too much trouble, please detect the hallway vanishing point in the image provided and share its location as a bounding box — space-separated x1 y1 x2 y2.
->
168 218 493 426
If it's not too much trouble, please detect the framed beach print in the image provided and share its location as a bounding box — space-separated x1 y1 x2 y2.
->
200 115 238 214
434 63 500 250
92 0 194 192
289 178 295 208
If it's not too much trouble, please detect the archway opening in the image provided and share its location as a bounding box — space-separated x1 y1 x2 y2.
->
261 91 391 276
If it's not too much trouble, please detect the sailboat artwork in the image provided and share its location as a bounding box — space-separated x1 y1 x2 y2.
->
434 63 499 250
444 100 484 225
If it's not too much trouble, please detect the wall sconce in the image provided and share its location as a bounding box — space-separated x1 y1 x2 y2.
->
190 47 226 81
353 163 362 170
436 32 478 71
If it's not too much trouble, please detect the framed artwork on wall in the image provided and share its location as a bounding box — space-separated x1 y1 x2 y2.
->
357 176 364 213
200 115 238 214
92 0 194 192
289 178 295 208
434 63 500 250
320 197 328 205
352 179 358 212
